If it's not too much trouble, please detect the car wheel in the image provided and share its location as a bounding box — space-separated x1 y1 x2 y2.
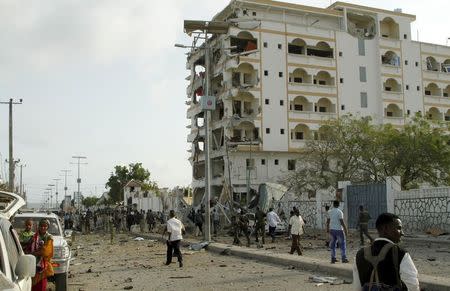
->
54 272 68 291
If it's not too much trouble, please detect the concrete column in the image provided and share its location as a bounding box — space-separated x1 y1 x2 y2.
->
386 176 401 214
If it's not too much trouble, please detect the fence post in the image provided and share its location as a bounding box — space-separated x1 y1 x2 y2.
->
386 176 401 214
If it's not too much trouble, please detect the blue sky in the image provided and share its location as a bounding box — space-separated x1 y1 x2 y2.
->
0 0 448 204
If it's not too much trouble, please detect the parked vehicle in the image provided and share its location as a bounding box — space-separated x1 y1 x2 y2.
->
13 212 71 291
0 191 36 291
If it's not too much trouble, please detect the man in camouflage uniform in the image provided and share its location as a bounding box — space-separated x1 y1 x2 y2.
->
232 208 251 247
254 206 266 245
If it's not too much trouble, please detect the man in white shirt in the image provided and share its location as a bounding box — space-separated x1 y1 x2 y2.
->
326 200 349 263
353 213 420 291
289 209 305 255
266 208 281 243
165 210 185 268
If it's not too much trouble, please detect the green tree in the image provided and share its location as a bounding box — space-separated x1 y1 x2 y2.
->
282 114 450 194
105 163 159 202
82 196 99 208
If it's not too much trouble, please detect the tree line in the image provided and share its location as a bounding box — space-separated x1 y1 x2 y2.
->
281 114 450 194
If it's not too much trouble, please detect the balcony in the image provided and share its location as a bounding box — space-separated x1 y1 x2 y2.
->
288 82 337 96
382 91 403 102
422 69 450 82
379 37 400 49
424 95 450 107
289 110 336 121
290 139 308 148
287 53 335 68
381 64 402 76
383 117 404 126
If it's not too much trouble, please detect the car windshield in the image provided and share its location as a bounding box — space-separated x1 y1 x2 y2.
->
12 216 62 236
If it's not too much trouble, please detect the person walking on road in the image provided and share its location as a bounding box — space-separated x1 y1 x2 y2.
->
326 200 349 264
267 208 281 243
212 208 220 236
254 206 266 245
289 209 305 255
353 212 420 291
164 210 185 268
358 205 373 246
194 209 204 237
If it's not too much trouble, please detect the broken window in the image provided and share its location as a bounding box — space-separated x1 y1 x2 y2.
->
230 34 258 54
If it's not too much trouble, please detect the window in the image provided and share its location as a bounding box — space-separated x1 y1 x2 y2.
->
319 106 326 113
407 109 410 115
415 61 419 67
288 160 296 171
280 100 284 106
405 60 408 65
280 129 285 134
265 99 269 105
278 44 282 49
404 34 407 39
318 80 326 85
341 105 345 110
340 78 344 83
261 159 265 165
274 159 279 165
359 66 367 82
293 77 302 83
339 52 343 57
264 70 268 76
405 85 409 90
143 191 148 198
360 92 368 108
358 38 365 56
252 11 256 16
266 128 270 134
417 86 420 91
263 42 268 48
425 90 431 96
294 104 303 111
279 72 283 77
295 132 303 140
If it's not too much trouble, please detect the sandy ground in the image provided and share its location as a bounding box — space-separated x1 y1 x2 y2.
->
67 233 353 291
66 226 450 291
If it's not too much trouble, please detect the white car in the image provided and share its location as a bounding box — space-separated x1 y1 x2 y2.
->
0 191 36 291
13 212 71 291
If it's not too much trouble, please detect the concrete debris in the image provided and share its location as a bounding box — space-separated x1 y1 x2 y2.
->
220 249 231 256
426 228 446 237
308 275 339 284
189 241 209 251
133 237 144 241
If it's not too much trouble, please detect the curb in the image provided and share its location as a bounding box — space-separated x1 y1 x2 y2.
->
134 232 450 291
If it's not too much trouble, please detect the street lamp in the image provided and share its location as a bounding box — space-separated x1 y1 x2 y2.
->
53 178 61 210
177 20 230 243
47 184 55 209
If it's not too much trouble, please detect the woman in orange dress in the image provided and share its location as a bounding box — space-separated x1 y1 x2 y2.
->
30 219 54 291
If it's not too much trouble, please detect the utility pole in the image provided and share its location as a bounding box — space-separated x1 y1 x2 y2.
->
0 98 23 192
71 156 87 208
19 163 26 197
61 170 71 207
53 178 61 210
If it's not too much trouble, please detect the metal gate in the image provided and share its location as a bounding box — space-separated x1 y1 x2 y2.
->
347 183 387 229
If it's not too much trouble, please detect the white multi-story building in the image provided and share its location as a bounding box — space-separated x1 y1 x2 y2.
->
183 0 450 206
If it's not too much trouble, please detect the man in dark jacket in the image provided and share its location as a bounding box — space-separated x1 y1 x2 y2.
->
358 205 373 246
352 212 419 291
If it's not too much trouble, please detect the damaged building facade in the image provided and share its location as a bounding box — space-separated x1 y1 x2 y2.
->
183 0 450 206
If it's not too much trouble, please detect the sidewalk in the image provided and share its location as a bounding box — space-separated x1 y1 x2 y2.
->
136 231 450 291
